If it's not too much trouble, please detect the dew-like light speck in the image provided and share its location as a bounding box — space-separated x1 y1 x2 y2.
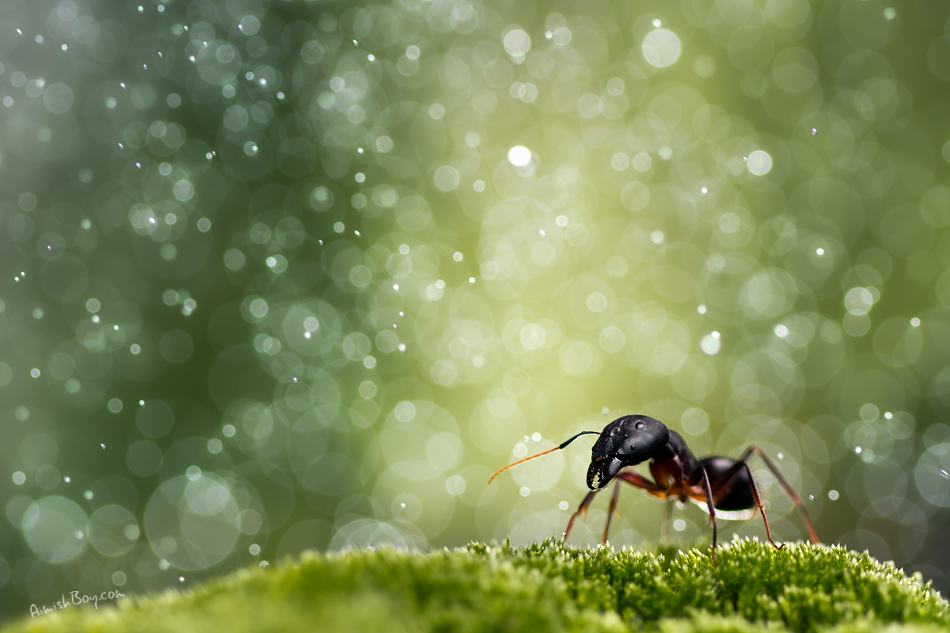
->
508 146 531 166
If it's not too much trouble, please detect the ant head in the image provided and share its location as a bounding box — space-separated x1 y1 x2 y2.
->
586 415 670 490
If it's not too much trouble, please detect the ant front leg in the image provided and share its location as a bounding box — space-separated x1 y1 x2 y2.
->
564 489 600 542
601 481 623 546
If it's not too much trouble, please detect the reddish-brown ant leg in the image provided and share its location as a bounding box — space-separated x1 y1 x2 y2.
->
747 446 819 545
601 481 623 545
699 467 717 566
740 460 783 551
564 489 599 542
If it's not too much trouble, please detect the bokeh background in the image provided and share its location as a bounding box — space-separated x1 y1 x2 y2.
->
2 0 950 619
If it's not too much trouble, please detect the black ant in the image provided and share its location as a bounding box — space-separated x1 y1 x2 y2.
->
488 414 819 564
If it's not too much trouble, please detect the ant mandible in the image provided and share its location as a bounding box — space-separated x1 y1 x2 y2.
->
488 414 819 565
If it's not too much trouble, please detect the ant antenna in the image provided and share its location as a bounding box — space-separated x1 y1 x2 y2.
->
487 431 602 486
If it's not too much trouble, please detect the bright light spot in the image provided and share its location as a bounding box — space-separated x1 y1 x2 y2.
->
503 29 531 57
700 333 721 355
828 490 839 500
642 29 681 68
508 146 531 166
911 317 920 327
844 287 874 315
747 150 773 175
774 324 788 337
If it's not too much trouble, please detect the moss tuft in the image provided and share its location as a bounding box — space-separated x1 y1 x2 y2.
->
3 539 946 633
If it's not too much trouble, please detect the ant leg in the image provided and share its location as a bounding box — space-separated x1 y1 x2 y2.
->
699 467 717 566
601 481 623 546
612 470 667 546
661 499 673 546
739 459 783 551
712 447 819 546
746 446 820 545
564 490 600 542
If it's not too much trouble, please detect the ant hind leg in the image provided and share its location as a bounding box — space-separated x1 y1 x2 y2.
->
740 460 784 551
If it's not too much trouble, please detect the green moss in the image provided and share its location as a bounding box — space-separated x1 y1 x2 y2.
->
3 539 947 633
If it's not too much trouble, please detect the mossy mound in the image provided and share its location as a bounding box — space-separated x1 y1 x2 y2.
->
3 538 947 633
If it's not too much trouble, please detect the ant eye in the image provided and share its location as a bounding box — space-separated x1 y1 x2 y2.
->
635 421 646 431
